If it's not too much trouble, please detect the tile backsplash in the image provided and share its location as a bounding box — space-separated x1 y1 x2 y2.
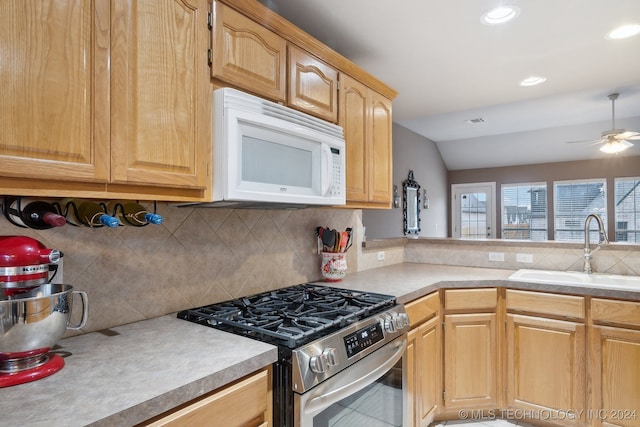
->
404 239 640 276
0 203 360 334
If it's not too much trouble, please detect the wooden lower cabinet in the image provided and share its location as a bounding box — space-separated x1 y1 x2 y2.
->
140 368 271 427
443 313 498 411
406 288 639 427
408 315 441 426
506 314 586 426
406 291 441 426
589 326 640 427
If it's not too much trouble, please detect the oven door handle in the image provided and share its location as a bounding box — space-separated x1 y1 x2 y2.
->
305 337 407 414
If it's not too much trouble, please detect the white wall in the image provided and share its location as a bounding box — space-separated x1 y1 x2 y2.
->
362 123 448 238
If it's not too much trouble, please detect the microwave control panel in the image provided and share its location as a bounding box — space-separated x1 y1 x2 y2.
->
330 147 344 197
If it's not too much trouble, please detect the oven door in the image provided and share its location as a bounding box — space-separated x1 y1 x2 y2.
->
294 335 407 427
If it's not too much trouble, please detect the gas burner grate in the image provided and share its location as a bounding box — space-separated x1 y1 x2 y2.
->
177 283 396 348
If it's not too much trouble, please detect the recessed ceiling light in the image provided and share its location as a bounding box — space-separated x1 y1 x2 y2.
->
481 6 520 25
520 76 547 87
606 24 640 40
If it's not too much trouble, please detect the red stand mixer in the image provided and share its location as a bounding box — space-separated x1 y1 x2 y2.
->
0 236 88 387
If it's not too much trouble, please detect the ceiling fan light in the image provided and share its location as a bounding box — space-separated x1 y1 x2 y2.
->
600 140 633 154
607 24 640 40
481 6 520 25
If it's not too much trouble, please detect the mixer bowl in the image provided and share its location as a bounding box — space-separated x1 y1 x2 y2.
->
0 284 88 360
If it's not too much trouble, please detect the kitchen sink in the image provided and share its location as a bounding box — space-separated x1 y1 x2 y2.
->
508 269 640 291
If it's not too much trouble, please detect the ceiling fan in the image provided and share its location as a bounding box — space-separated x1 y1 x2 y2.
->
567 93 640 153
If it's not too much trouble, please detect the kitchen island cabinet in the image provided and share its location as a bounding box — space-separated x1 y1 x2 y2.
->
0 0 211 201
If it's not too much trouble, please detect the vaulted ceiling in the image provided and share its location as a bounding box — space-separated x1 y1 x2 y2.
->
260 0 640 170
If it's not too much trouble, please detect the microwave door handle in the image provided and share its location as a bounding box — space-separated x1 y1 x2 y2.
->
321 144 333 196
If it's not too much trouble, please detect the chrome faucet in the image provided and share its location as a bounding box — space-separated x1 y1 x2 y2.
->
583 214 609 274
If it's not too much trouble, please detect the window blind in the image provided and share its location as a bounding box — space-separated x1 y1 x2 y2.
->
502 183 547 240
553 179 607 242
615 177 640 243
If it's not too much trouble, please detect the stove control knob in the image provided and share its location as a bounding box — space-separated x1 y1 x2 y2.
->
383 315 397 333
309 348 337 374
395 313 410 330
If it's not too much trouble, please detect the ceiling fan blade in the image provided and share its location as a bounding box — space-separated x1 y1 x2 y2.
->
615 131 640 140
565 138 605 144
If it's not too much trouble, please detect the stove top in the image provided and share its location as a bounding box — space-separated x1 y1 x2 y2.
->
177 284 396 348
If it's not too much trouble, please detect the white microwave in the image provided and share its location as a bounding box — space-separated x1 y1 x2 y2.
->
186 88 346 208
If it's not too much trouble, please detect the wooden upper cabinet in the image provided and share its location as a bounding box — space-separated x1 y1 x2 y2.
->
211 1 286 102
339 74 393 208
1 0 210 199
110 0 210 189
340 75 368 203
0 0 110 183
369 91 393 205
287 45 338 122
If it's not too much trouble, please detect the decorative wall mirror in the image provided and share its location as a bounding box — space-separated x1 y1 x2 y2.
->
403 170 421 235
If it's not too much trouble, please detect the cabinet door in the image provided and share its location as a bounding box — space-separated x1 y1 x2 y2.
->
407 327 418 427
339 74 392 208
211 1 286 102
0 0 110 182
416 316 441 426
288 45 338 122
506 314 585 426
110 0 210 189
143 368 271 427
590 326 640 427
443 313 497 410
339 75 368 203
368 90 392 205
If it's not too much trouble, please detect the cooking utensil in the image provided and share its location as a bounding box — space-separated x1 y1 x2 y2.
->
0 283 88 370
322 227 335 252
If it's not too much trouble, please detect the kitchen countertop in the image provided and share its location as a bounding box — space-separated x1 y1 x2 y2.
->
0 315 277 427
328 263 640 302
3 263 638 427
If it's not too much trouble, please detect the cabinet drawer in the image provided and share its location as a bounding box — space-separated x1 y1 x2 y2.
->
591 298 640 327
506 289 584 320
144 368 270 427
405 291 439 326
444 288 497 310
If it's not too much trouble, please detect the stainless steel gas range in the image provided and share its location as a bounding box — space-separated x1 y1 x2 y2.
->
178 283 410 427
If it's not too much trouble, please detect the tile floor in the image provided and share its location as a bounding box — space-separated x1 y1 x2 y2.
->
431 419 537 427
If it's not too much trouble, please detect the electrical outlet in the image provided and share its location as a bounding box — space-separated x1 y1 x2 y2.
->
517 253 534 263
377 251 385 261
488 252 505 262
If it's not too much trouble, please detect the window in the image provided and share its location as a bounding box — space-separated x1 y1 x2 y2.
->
553 179 607 242
502 183 547 240
615 177 640 243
